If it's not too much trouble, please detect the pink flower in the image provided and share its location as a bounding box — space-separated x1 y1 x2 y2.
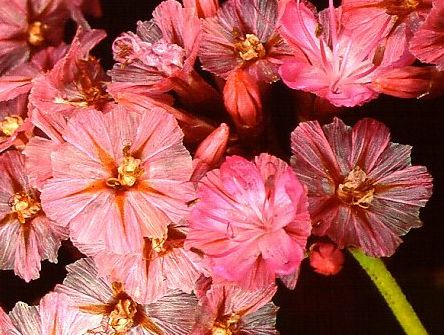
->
199 0 293 83
279 0 414 107
0 150 67 282
55 258 199 335
0 95 33 153
41 106 196 255
29 27 110 141
0 0 70 74
192 283 279 335
1 291 95 334
291 117 433 257
185 153 311 289
409 0 444 70
93 222 203 304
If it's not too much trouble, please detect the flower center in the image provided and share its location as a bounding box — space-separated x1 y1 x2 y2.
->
234 33 266 61
107 145 144 189
1 115 23 136
336 166 375 209
211 314 241 335
384 0 420 16
9 192 41 224
27 21 47 47
108 298 138 333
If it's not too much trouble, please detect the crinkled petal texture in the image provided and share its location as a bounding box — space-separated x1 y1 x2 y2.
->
41 106 195 255
291 117 433 257
56 258 199 335
192 283 278 334
93 223 203 304
0 150 68 282
410 0 444 70
186 153 311 289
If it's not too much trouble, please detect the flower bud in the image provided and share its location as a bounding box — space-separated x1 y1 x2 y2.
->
183 0 219 18
309 242 344 276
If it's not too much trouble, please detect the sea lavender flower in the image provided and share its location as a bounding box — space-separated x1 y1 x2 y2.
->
93 221 203 304
291 118 433 257
0 150 67 282
409 0 444 70
279 0 414 107
191 283 279 335
0 0 71 74
55 258 199 335
41 106 195 255
186 153 311 290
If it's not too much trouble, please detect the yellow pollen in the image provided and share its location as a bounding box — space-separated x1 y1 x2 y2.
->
107 145 144 188
385 0 420 16
336 166 375 209
10 192 41 224
1 115 23 136
235 33 266 61
28 21 46 47
108 298 137 334
211 314 241 335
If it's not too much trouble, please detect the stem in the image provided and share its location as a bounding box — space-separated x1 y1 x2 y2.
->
349 248 428 335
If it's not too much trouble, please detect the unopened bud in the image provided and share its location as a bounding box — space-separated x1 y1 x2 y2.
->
183 0 219 18
309 242 344 276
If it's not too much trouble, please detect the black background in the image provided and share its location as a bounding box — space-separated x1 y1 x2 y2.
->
1 1 443 334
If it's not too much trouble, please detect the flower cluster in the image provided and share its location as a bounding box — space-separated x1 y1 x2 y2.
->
0 0 438 334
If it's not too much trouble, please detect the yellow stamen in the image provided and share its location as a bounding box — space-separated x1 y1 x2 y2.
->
384 0 420 16
1 115 23 136
9 192 41 224
211 314 241 335
108 298 138 333
28 21 46 47
106 145 144 189
336 166 375 209
235 33 266 61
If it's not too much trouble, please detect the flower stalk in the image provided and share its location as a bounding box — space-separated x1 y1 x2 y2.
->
349 248 428 335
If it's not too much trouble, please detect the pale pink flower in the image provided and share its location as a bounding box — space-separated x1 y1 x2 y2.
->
199 0 293 83
185 153 311 289
279 0 414 107
291 118 433 257
0 150 67 282
56 258 199 335
409 0 444 70
41 106 195 254
93 221 203 304
29 27 110 141
0 0 70 74
0 95 33 153
192 283 279 335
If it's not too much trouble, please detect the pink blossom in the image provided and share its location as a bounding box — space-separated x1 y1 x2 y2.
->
93 221 203 304
409 0 444 70
199 0 293 83
279 0 414 107
291 118 433 257
55 258 199 334
192 283 279 335
0 95 33 153
0 0 70 74
0 150 67 282
29 28 110 141
41 106 196 255
185 153 311 289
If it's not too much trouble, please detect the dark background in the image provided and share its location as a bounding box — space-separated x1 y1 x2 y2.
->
1 1 443 334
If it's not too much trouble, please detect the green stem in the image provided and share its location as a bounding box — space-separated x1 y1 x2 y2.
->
349 248 428 335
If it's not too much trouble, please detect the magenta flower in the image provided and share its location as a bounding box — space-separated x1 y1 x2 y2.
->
0 95 33 153
55 258 199 335
0 150 67 282
291 118 433 257
279 0 414 107
0 0 70 74
199 0 293 83
192 283 279 335
410 0 444 70
0 291 94 334
41 106 195 255
93 222 203 304
29 27 110 141
185 153 311 290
